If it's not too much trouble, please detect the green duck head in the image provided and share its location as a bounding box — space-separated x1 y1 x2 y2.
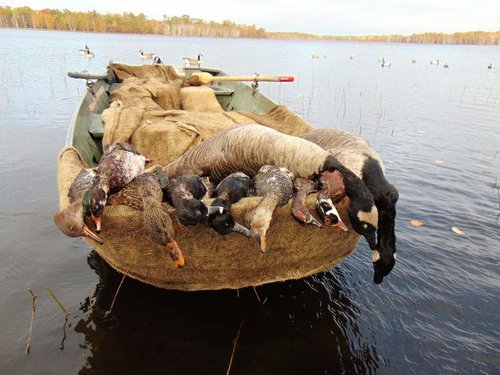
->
83 185 107 233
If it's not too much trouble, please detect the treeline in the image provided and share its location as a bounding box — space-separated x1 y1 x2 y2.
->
1 6 499 45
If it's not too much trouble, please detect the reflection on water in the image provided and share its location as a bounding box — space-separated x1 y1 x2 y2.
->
76 252 381 374
0 29 499 374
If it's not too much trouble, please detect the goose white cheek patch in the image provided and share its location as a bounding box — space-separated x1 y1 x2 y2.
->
372 250 381 263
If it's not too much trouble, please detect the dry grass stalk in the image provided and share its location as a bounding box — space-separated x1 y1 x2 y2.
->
46 287 69 317
252 286 261 303
105 273 126 318
226 316 246 375
25 288 37 354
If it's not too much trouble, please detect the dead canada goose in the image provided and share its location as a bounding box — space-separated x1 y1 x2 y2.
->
139 50 154 59
301 128 399 284
183 53 203 66
163 124 378 249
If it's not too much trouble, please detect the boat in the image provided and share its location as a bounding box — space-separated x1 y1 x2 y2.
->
57 63 361 291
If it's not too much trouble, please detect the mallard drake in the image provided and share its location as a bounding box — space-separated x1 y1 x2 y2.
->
208 172 252 237
163 124 378 249
107 167 184 268
291 177 323 227
53 168 104 244
85 143 146 232
244 165 294 252
165 176 209 226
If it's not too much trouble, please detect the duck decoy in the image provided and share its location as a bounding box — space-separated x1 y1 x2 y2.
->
301 128 399 284
244 165 294 252
183 53 203 66
163 124 378 251
291 177 323 227
208 172 252 237
107 167 184 268
164 175 208 226
53 167 104 244
139 50 154 59
84 143 146 232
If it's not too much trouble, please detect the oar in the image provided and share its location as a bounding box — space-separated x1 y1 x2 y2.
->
189 72 294 85
67 71 116 82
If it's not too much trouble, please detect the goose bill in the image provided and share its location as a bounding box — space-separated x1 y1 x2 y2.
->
232 222 252 238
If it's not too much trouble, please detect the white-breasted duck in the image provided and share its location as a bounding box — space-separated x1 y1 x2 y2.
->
84 143 146 232
208 172 252 237
53 167 104 244
301 128 399 284
162 124 378 249
245 165 294 252
164 175 209 226
107 167 184 267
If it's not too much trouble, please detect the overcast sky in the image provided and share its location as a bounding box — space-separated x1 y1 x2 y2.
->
2 0 499 35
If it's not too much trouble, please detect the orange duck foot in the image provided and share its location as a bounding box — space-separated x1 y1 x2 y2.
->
167 241 185 268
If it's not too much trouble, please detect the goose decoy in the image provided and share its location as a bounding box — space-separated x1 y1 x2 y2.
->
183 53 203 66
291 177 323 227
53 167 104 244
208 172 252 237
79 46 94 59
107 167 184 268
152 55 163 65
163 124 378 250
487 63 495 69
443 62 449 68
139 50 154 59
430 59 440 65
381 59 391 67
165 176 209 226
301 128 399 284
411 59 417 64
84 143 146 232
244 165 294 252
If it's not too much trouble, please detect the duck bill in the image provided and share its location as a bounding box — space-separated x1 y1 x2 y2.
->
167 241 185 268
255 234 267 253
91 214 102 233
232 222 252 238
82 225 104 244
332 220 349 232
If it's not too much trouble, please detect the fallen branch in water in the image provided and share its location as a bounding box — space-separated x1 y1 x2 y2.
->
226 315 246 375
46 288 70 317
105 273 126 318
25 288 37 355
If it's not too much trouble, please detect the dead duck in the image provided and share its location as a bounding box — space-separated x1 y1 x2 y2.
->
301 128 399 284
139 50 154 59
291 178 323 227
163 125 378 249
164 175 209 226
244 165 294 252
208 172 252 237
84 143 146 232
107 167 184 268
183 53 203 66
53 168 104 244
316 170 349 231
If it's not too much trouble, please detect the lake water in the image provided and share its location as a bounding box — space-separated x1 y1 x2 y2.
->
0 29 499 374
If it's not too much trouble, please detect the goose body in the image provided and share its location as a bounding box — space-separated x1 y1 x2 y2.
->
183 53 203 66
108 168 184 267
139 50 154 59
163 124 377 248
245 165 294 252
208 172 252 237
165 176 208 226
301 128 399 283
85 143 146 231
53 167 103 244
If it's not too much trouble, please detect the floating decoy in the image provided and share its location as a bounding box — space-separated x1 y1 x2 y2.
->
107 167 184 267
430 59 440 65
139 50 154 59
163 125 378 250
487 63 495 69
245 165 294 252
84 143 146 232
349 55 354 60
381 58 391 67
208 172 252 237
301 128 399 284
183 53 203 66
443 62 449 68
152 55 163 64
311 54 320 59
411 59 417 64
165 175 208 226
291 177 323 227
53 167 104 244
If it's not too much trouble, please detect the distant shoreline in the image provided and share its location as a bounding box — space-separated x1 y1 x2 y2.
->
0 6 499 45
